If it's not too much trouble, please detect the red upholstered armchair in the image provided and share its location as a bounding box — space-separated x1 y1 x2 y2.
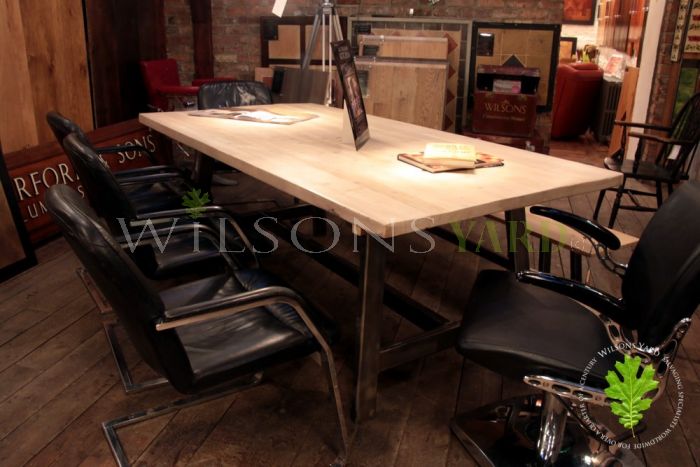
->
550 63 603 139
140 59 233 111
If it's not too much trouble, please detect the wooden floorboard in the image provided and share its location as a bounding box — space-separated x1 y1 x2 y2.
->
0 140 697 466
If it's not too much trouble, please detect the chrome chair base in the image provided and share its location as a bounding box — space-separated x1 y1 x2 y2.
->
103 348 349 467
102 321 169 393
103 372 264 467
450 394 644 467
77 268 168 393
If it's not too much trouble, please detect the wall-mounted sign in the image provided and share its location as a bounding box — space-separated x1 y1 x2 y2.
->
3 119 162 244
684 0 700 55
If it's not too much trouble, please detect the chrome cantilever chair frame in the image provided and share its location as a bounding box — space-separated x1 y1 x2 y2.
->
102 287 350 467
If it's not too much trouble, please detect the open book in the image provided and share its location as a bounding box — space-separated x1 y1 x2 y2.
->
188 108 317 125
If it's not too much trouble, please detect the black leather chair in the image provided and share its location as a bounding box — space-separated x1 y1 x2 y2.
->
452 182 700 466
195 81 277 190
197 80 272 108
46 111 187 184
60 133 257 274
593 93 700 228
60 132 259 394
45 184 349 467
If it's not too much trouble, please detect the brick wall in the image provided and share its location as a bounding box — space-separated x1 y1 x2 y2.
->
165 0 564 83
165 0 195 82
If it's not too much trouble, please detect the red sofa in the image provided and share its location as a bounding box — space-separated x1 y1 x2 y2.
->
550 63 603 139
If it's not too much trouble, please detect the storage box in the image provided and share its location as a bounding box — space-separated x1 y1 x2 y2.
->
472 65 540 137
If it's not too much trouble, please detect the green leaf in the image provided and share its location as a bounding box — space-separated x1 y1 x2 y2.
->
603 355 659 432
181 188 211 219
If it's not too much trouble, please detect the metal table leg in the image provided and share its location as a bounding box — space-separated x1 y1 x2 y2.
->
505 208 530 272
353 234 387 422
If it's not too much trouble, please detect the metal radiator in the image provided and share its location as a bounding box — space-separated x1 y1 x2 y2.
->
593 77 622 143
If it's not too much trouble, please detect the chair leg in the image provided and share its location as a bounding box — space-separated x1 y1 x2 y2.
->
78 268 168 393
77 268 112 315
569 251 583 282
536 393 568 464
103 373 263 467
538 237 552 273
592 189 606 221
103 321 168 394
608 179 626 229
668 182 674 196
655 181 663 208
319 351 350 467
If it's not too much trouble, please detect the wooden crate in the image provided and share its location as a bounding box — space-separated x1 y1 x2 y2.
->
355 57 448 130
472 91 537 137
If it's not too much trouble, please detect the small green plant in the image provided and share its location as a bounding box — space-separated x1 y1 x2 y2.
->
182 188 211 219
604 355 659 436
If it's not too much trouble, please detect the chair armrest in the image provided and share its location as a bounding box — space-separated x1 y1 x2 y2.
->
517 270 628 325
156 286 331 352
529 206 621 250
96 145 157 164
627 131 694 146
114 165 181 179
117 172 187 185
614 120 672 132
157 85 200 96
134 205 229 221
161 286 304 322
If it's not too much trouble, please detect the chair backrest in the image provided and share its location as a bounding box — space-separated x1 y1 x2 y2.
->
61 133 138 224
45 184 194 390
663 92 700 179
197 80 272 109
46 111 91 146
140 59 183 110
621 181 700 346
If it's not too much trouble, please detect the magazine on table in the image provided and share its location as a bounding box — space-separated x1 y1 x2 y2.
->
188 107 317 125
398 143 504 173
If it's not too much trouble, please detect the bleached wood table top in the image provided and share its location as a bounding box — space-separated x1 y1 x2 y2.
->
140 104 622 237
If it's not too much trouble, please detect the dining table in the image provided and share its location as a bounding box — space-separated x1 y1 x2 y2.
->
140 103 622 422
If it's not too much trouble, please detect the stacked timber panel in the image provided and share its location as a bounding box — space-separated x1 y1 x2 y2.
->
355 57 448 131
348 18 471 133
355 35 449 130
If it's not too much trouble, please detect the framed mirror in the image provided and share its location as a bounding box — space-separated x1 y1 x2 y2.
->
0 143 36 282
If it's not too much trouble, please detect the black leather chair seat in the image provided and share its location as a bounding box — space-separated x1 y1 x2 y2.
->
160 270 337 392
124 181 189 215
457 270 617 388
